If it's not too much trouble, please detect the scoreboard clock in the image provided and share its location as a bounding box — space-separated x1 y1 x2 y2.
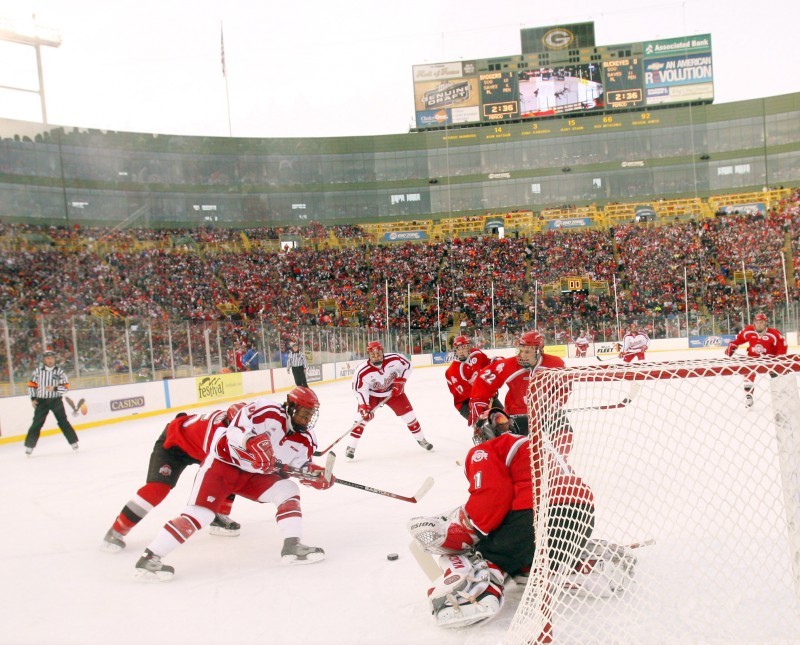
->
479 72 520 121
602 57 645 108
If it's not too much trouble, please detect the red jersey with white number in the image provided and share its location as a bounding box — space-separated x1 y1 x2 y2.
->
445 349 491 409
730 325 787 357
464 433 593 536
213 398 315 474
352 352 411 407
163 410 228 462
471 352 566 416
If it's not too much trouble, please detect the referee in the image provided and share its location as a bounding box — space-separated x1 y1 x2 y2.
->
24 350 79 456
286 341 309 387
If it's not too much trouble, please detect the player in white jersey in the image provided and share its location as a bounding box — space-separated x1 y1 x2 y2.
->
345 340 432 460
619 321 650 362
574 331 590 358
133 387 333 581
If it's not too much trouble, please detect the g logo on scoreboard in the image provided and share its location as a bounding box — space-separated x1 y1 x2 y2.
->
543 28 574 50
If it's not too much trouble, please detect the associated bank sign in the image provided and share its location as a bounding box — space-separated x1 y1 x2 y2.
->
548 218 591 230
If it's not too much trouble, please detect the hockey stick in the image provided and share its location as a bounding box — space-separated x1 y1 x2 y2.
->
409 539 441 582
313 425 355 457
283 458 434 504
335 475 434 504
565 381 641 413
313 399 389 456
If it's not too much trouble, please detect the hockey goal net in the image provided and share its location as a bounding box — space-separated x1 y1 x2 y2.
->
507 354 800 644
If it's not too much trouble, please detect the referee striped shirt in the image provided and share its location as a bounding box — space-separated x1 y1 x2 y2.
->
286 350 308 369
28 365 69 399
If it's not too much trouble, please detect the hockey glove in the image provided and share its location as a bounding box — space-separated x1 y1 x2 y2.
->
358 404 374 422
391 377 407 397
725 343 737 357
297 463 335 490
237 434 275 473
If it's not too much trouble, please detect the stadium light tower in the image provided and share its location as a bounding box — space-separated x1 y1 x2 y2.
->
0 13 61 124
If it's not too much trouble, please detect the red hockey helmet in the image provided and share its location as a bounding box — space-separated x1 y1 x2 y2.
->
452 335 470 348
367 341 384 352
754 313 767 322
226 402 246 423
286 386 320 432
287 386 319 411
518 330 544 348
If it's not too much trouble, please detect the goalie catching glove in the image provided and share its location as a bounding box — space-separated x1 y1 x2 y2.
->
408 506 478 555
725 342 737 357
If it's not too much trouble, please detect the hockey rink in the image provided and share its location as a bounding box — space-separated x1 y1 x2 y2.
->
1 351 799 644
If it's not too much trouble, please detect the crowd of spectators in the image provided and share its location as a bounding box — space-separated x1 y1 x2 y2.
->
1 189 799 379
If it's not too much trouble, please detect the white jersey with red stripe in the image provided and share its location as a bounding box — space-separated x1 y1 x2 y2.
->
352 352 411 407
212 398 315 473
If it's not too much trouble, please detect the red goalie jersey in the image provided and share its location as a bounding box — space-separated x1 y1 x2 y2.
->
463 433 593 536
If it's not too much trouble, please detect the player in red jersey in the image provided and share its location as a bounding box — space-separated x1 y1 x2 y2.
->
101 402 246 553
134 387 333 581
409 408 595 630
619 321 650 362
725 312 788 407
445 335 496 425
344 340 432 460
469 330 566 437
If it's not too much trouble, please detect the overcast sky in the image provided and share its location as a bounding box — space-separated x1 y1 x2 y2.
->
0 0 796 139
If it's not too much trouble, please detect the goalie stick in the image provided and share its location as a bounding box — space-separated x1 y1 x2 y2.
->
409 537 656 583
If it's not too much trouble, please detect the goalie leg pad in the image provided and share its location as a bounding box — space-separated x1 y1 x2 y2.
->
429 554 505 628
563 539 637 598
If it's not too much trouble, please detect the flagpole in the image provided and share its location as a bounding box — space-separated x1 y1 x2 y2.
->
221 21 232 137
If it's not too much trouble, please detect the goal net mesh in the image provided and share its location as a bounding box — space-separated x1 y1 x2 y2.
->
506 355 800 644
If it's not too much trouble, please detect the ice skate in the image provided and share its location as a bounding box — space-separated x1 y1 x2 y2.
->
745 394 754 408
417 438 433 451
71 443 79 451
209 514 241 537
25 447 33 456
101 528 126 553
281 537 325 565
345 446 356 460
134 548 175 581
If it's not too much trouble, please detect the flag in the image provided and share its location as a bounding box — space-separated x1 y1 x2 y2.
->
220 23 226 77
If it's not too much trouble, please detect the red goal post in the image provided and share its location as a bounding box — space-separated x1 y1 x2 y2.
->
507 354 800 644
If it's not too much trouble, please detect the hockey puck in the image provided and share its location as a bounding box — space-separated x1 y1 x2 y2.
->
387 553 399 561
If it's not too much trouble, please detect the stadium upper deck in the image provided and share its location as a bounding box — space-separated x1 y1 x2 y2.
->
1 93 798 228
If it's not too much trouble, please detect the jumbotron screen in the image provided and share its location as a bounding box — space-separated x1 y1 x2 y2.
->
413 33 713 129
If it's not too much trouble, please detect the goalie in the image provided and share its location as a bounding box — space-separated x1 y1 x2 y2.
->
408 408 596 630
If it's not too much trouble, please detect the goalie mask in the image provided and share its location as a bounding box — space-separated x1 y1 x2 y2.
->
286 386 320 432
474 407 516 444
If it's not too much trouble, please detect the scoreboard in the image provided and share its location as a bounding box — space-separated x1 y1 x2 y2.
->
413 32 713 129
